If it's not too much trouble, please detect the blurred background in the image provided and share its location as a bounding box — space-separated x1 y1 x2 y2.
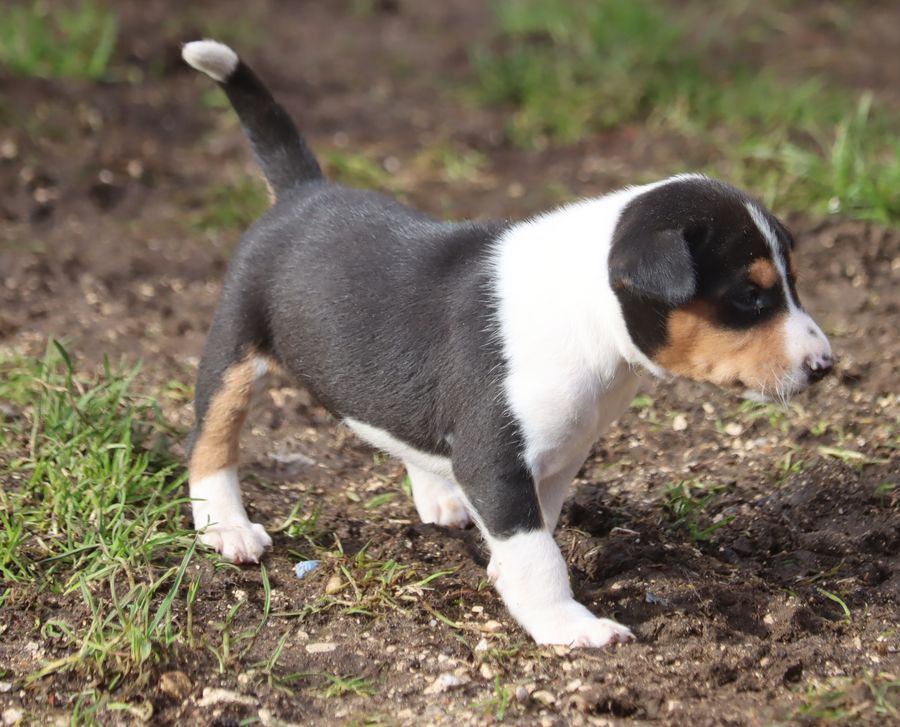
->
1 2 897 725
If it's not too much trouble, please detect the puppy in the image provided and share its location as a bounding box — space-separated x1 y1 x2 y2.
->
182 40 834 647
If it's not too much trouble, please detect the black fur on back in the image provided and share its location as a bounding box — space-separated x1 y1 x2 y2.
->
204 182 542 536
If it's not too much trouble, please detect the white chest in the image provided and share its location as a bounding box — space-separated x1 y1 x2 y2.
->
511 363 641 483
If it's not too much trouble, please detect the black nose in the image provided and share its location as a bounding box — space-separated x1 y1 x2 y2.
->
803 353 834 383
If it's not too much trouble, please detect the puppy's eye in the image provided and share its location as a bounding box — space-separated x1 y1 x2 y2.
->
731 284 764 313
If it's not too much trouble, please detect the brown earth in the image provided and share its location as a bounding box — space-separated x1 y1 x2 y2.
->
1 1 898 725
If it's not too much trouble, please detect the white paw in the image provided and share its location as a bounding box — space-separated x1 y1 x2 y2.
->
420 493 471 529
199 522 272 564
522 601 634 648
563 617 634 648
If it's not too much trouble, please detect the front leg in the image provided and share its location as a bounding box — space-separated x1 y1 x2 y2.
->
453 438 632 647
487 528 633 647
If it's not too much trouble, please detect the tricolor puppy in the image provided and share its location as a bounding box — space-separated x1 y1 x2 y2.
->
183 41 834 647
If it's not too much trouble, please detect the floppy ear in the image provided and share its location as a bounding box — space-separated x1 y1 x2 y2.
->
609 228 697 306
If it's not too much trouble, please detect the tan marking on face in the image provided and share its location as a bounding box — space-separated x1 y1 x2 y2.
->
189 356 261 481
787 252 797 281
654 302 791 391
748 258 779 289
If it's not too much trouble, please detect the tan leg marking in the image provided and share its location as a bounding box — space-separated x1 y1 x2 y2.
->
190 356 260 481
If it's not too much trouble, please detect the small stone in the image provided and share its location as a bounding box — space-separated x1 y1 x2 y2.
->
424 672 470 694
0 140 16 159
479 620 504 633
532 689 556 706
158 671 192 700
474 637 490 654
305 642 337 654
724 422 743 436
565 678 583 693
763 613 775 626
294 560 321 579
569 694 590 713
672 414 688 431
2 708 23 726
324 573 343 595
126 159 144 179
515 685 531 703
480 663 495 680
196 688 257 707
645 591 671 607
0 681 10 693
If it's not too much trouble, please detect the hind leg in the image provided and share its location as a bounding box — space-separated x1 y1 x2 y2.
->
188 310 273 563
406 462 471 529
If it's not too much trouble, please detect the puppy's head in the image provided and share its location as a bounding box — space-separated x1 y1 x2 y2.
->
609 176 833 400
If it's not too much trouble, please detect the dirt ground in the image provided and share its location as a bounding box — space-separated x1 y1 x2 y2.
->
1 1 898 725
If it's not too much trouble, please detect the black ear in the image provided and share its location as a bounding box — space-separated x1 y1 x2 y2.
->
609 228 698 306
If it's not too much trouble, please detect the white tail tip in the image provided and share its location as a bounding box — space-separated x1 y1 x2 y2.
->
182 40 238 83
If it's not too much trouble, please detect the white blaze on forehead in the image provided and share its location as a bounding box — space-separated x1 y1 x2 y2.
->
745 201 832 396
745 201 797 313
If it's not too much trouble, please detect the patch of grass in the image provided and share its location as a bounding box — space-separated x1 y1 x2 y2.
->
793 672 900 724
274 539 458 625
473 0 692 145
0 342 196 686
189 174 270 233
817 445 889 468
410 141 489 185
774 447 805 484
663 479 734 542
0 0 118 81
278 670 376 698
730 95 900 224
473 676 513 721
474 0 899 224
816 587 851 623
323 150 394 191
735 399 796 434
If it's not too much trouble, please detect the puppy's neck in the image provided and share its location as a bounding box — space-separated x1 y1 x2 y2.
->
490 188 666 384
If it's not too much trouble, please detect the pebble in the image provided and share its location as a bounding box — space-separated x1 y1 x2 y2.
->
423 673 470 694
158 671 192 700
474 637 490 654
196 688 257 707
515 685 531 703
480 663 495 680
305 642 337 654
0 682 10 693
672 414 688 431
569 694 590 713
294 560 321 579
259 708 303 727
2 708 23 726
479 619 504 633
532 689 556 706
645 591 671 607
324 573 343 594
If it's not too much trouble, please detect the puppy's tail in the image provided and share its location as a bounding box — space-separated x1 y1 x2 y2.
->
182 40 323 195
